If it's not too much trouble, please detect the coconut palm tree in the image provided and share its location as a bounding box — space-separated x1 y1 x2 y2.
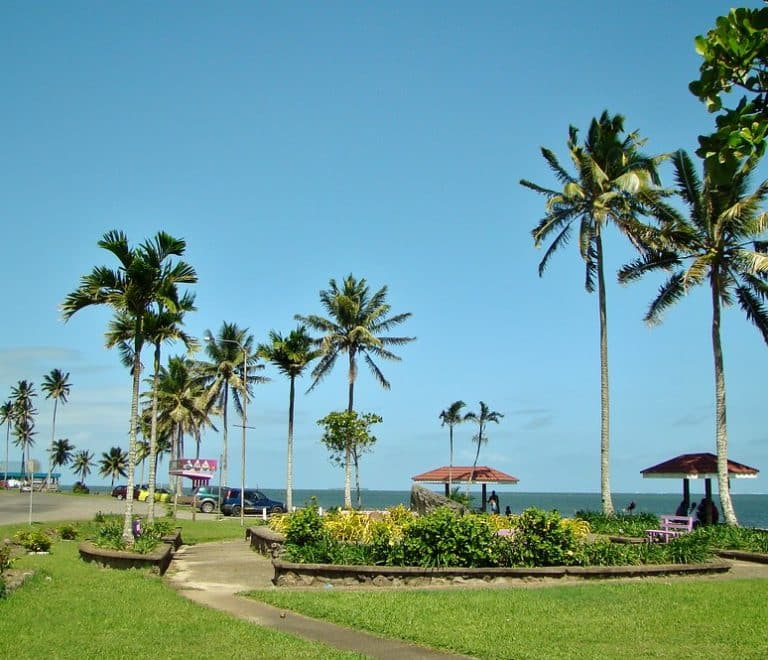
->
72 449 94 486
464 402 504 486
296 274 415 508
439 400 466 493
11 380 37 482
50 438 75 479
61 230 197 543
618 150 768 525
258 325 321 511
520 112 667 515
1 400 14 484
107 291 198 521
41 369 72 489
197 322 266 491
99 446 129 488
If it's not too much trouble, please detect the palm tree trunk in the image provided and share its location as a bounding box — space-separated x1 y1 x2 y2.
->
45 400 58 490
711 278 737 524
123 342 142 545
147 342 161 523
286 376 295 512
595 233 614 515
448 426 454 493
344 353 355 509
222 385 229 489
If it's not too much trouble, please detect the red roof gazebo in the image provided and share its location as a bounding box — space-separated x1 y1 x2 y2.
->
641 452 758 523
412 465 519 512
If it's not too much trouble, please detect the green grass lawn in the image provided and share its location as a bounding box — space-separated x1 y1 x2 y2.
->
249 580 768 659
0 521 359 660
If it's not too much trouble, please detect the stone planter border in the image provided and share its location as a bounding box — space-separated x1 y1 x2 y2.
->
248 526 285 556
271 558 731 587
78 540 174 575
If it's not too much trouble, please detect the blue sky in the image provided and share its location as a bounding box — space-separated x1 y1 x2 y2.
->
1 1 765 495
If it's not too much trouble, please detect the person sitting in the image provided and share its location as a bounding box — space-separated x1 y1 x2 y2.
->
695 498 719 526
675 499 689 516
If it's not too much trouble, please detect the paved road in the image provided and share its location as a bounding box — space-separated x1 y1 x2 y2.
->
0 491 154 524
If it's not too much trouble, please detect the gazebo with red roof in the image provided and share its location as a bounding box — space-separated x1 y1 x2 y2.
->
412 465 519 512
641 452 758 523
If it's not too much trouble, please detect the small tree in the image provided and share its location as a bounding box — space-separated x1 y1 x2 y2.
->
317 410 382 508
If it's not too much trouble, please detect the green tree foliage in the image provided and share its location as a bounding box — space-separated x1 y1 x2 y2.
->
98 446 129 488
1 400 15 483
62 230 197 543
258 325 321 512
618 150 768 525
690 6 768 181
49 438 75 475
72 449 94 486
439 400 465 492
317 410 382 508
463 402 503 486
11 380 37 477
41 369 72 489
520 112 667 515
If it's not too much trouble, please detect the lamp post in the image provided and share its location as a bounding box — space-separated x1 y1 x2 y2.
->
204 333 249 527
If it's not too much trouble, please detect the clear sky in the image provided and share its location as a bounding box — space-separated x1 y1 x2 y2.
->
1 1 765 495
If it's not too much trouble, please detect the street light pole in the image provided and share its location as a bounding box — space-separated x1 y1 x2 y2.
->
204 333 249 527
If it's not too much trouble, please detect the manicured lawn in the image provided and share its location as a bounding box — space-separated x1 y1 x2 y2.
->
0 522 358 659
249 579 768 659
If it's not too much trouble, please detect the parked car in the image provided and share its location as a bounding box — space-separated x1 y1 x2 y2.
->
111 484 140 500
137 486 172 502
193 484 226 513
221 488 284 516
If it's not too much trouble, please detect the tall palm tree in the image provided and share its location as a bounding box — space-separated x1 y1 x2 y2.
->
297 274 415 508
197 322 265 491
11 380 37 481
618 150 768 525
258 325 321 511
464 402 504 487
439 400 466 493
1 400 14 484
41 369 72 489
62 230 197 543
107 291 198 521
99 446 129 488
520 112 667 515
72 449 94 486
49 438 75 479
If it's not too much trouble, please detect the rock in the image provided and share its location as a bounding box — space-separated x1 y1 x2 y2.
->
409 484 468 516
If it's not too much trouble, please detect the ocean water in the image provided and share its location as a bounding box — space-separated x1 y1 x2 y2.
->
259 489 768 529
76 485 768 529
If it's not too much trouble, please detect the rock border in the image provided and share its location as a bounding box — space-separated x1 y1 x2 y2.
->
271 558 731 587
78 538 176 575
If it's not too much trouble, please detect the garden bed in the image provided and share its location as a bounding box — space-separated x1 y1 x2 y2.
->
271 558 731 587
78 540 174 575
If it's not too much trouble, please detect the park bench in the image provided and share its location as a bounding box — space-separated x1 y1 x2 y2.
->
645 515 694 543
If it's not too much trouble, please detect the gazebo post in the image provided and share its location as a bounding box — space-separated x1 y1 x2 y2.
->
481 483 487 512
683 478 690 512
444 483 449 497
705 478 713 524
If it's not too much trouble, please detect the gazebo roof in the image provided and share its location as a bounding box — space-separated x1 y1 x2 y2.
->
412 465 519 484
641 452 758 479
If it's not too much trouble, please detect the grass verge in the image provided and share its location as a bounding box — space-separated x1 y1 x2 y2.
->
249 580 768 659
0 521 358 659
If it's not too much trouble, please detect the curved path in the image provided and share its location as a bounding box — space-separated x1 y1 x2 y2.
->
164 540 468 659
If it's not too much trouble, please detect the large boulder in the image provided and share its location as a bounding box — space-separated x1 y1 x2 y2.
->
410 484 468 516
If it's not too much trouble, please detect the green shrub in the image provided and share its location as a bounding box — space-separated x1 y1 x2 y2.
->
501 508 579 567
575 539 642 566
95 521 126 550
689 525 768 553
0 543 15 573
57 524 79 540
13 529 53 552
576 510 659 537
72 481 90 494
396 507 497 568
285 499 326 546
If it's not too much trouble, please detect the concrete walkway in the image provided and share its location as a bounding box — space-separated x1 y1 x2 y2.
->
165 540 468 659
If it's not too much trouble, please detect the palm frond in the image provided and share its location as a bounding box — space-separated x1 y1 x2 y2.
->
736 285 768 344
540 148 574 185
646 272 687 325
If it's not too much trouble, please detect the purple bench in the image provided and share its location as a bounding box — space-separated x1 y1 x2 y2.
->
645 515 694 543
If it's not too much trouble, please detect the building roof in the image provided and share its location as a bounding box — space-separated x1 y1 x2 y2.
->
641 453 758 479
412 465 519 484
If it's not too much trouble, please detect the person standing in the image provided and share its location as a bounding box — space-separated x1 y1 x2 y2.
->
488 490 500 514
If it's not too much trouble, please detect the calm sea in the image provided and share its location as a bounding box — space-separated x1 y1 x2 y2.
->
81 486 768 529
